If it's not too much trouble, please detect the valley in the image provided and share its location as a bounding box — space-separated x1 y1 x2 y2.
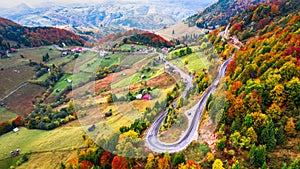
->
0 0 300 169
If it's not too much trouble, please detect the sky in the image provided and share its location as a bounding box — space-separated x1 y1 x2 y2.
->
0 0 106 8
0 0 160 8
0 0 207 8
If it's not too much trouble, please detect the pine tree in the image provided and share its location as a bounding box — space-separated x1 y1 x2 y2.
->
275 125 285 145
232 160 240 169
172 152 186 167
249 145 266 167
260 119 276 150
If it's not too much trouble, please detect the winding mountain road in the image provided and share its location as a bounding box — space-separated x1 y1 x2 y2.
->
145 54 233 153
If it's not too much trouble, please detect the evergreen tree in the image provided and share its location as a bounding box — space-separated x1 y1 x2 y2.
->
288 159 299 169
249 145 267 167
261 162 267 169
232 160 240 169
260 119 276 150
275 125 285 145
172 152 186 167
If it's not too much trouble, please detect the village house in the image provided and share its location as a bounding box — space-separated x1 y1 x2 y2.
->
142 94 151 100
10 48 16 53
162 47 168 53
88 124 95 132
141 74 146 79
70 48 76 52
61 51 68 57
105 110 113 117
75 47 83 53
100 50 109 57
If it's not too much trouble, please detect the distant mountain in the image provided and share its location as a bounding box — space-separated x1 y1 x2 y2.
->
0 0 214 31
0 17 85 51
186 0 267 29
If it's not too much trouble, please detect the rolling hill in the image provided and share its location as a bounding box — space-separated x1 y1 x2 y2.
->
0 17 85 51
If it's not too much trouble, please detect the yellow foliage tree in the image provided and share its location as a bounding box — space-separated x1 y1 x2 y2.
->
206 152 214 163
284 118 297 137
158 157 170 169
212 159 225 169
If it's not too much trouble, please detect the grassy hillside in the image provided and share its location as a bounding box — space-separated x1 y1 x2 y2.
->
0 126 85 169
0 126 85 159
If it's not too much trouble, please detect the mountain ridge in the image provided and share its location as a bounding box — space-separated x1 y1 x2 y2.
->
0 17 85 51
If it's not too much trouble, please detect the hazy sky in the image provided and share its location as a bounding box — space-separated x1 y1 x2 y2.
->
0 0 107 8
0 0 160 8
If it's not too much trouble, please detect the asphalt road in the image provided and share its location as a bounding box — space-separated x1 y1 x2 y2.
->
145 54 233 153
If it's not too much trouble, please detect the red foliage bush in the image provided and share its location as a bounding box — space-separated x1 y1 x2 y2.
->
111 156 128 169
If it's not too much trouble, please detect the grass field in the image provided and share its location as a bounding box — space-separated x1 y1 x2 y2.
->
120 53 155 66
62 59 76 74
52 72 94 95
111 67 163 89
36 73 48 82
116 44 147 52
111 53 163 89
18 151 78 169
100 54 120 68
0 127 85 160
81 85 174 140
0 46 84 98
0 107 18 122
170 52 210 73
155 22 205 41
12 46 61 64
3 46 61 69
75 73 176 139
0 155 22 169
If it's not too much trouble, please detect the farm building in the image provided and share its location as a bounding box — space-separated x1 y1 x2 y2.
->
13 127 19 133
105 110 113 117
61 51 68 57
141 74 146 79
88 124 95 132
136 94 143 100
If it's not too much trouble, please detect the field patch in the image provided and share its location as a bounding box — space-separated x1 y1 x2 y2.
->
10 46 62 65
0 127 85 160
4 83 46 117
18 150 78 169
170 51 210 74
0 65 35 98
116 44 147 52
0 107 18 122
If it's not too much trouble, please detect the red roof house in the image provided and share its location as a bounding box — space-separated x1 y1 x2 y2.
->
10 48 16 52
142 94 151 100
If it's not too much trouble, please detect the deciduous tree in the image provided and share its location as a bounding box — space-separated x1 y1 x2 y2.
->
212 159 224 169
